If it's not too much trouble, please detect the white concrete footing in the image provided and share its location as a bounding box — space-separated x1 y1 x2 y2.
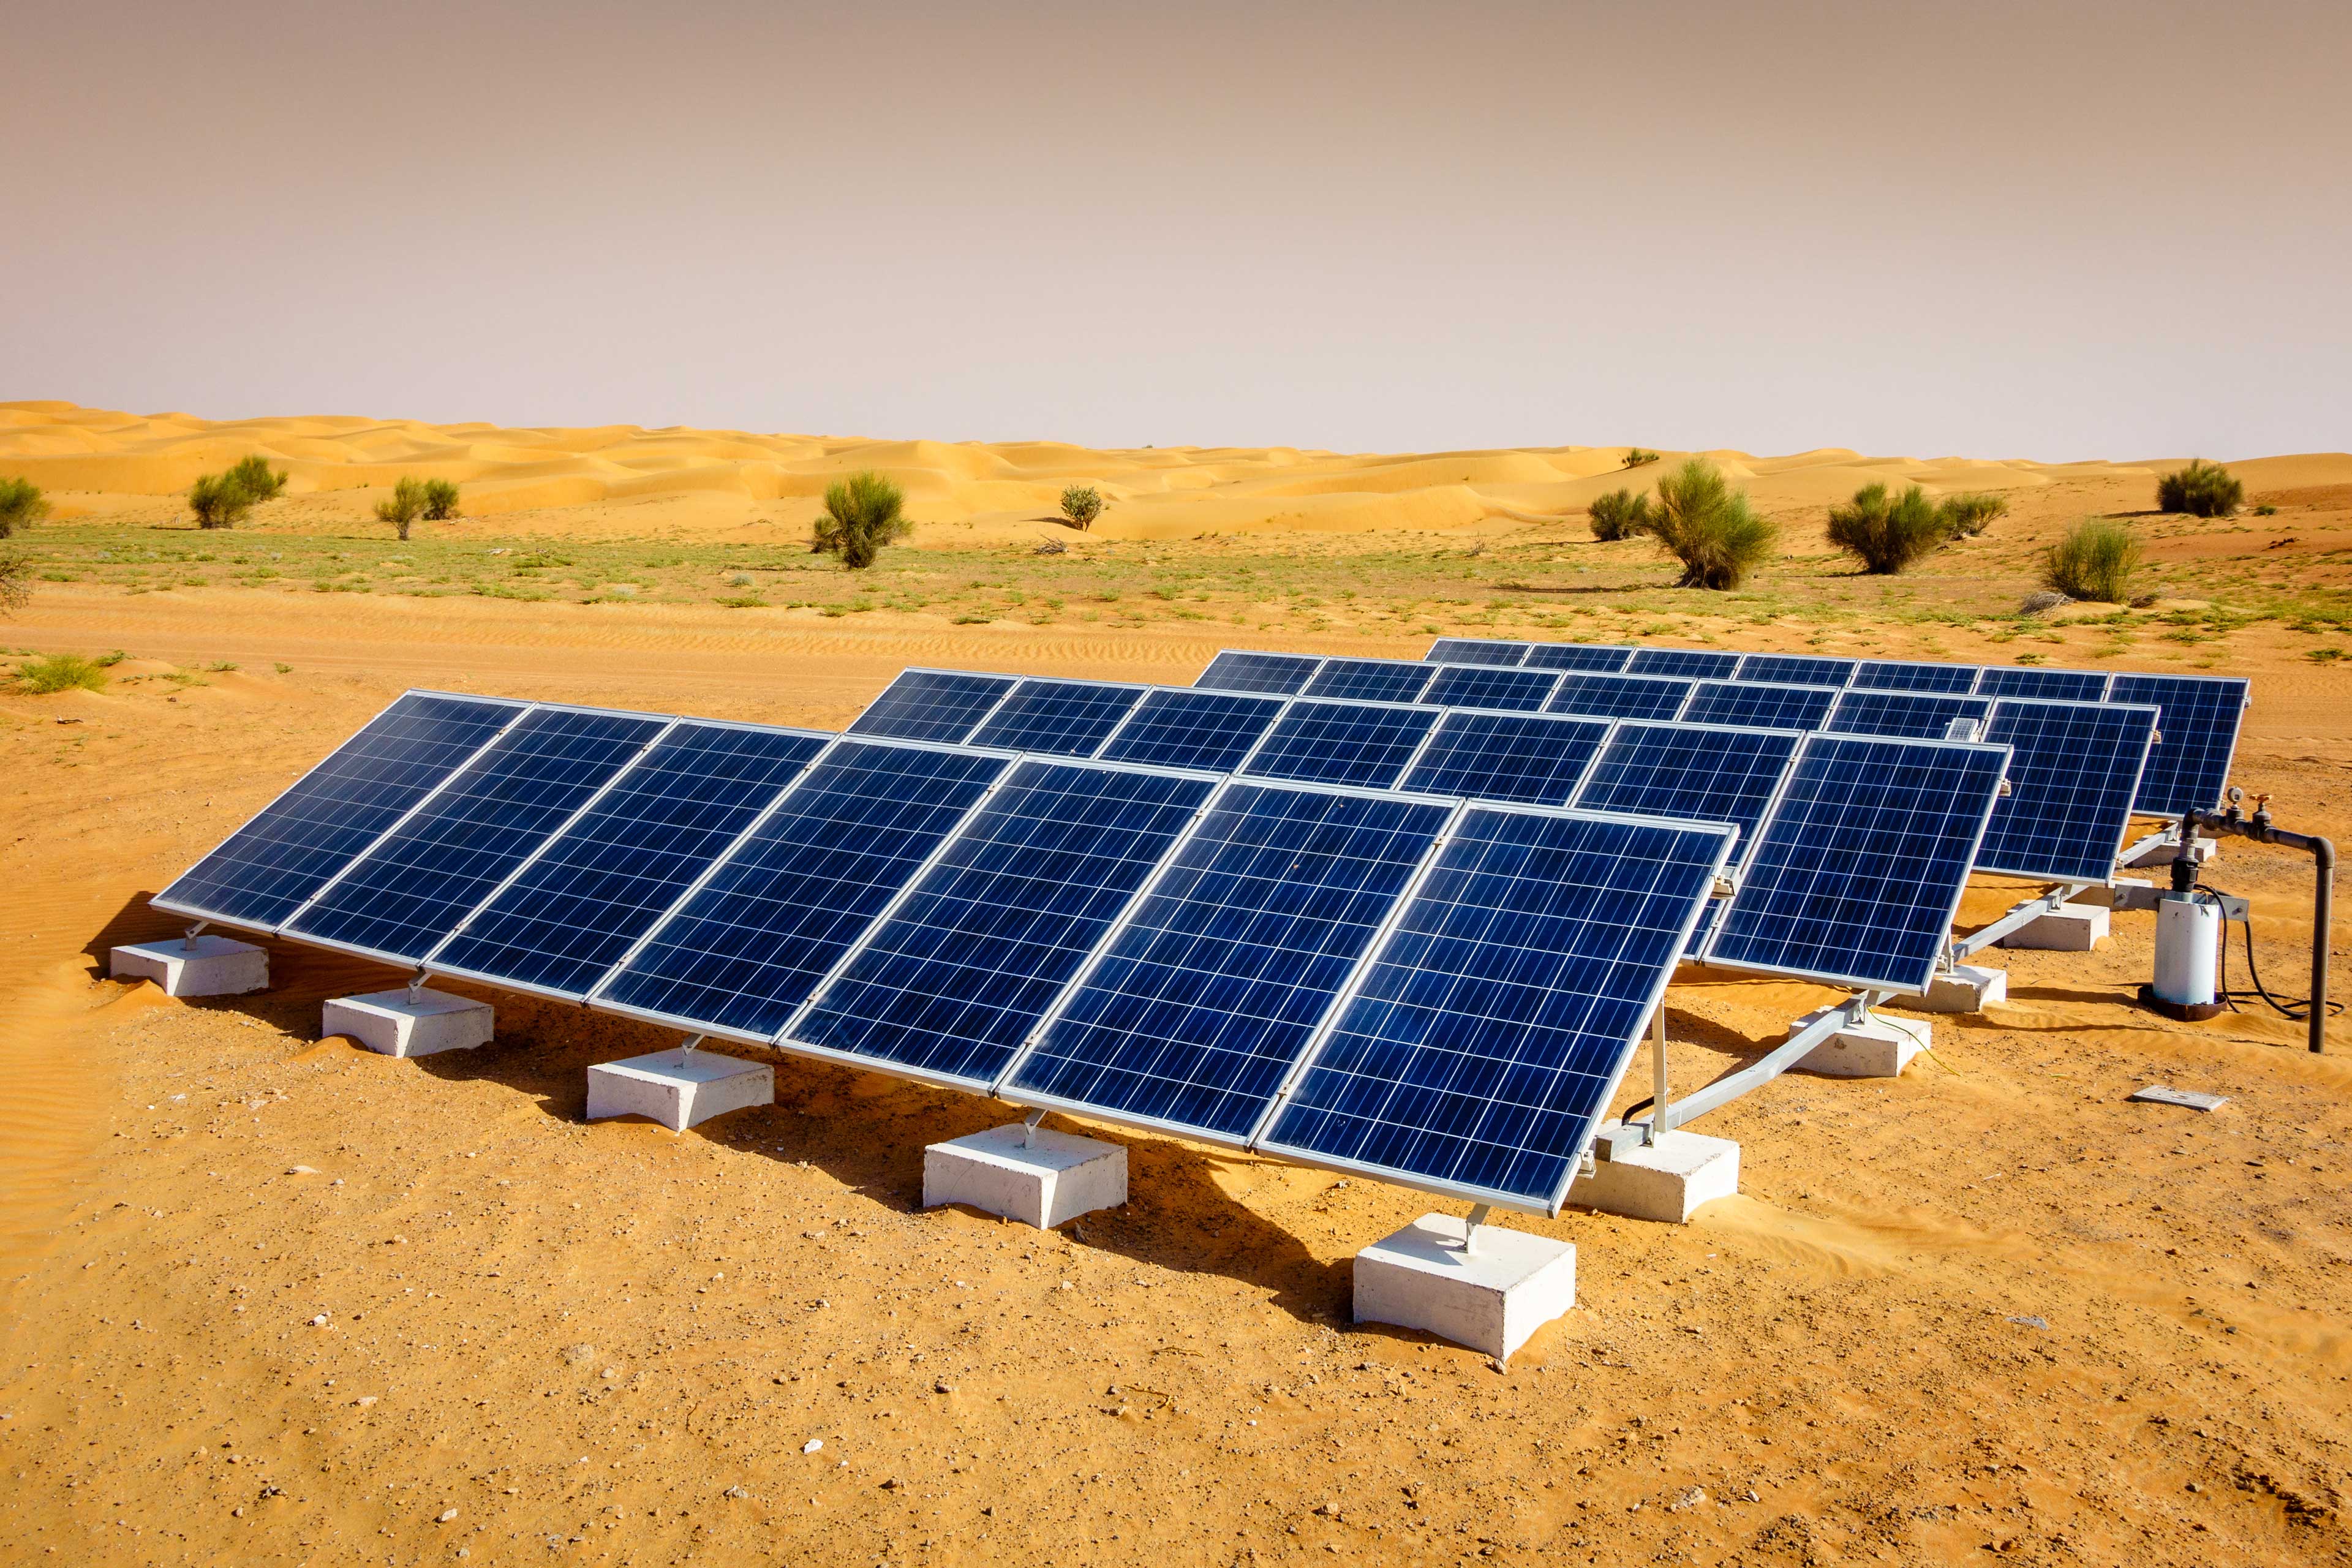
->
1354 1213 1576 1362
323 989 494 1058
1999 905 2110 951
587 1049 774 1131
109 936 268 997
1790 1008 1928 1077
1568 1129 1740 1223
1917 963 2008 1014
923 1124 1127 1229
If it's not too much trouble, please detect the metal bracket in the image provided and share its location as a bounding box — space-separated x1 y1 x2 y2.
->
2109 885 2247 922
183 920 210 952
405 968 428 1006
678 1032 704 1063
1461 1203 1492 1257
1022 1107 1046 1149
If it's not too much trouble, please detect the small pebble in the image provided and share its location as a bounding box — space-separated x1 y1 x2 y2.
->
437 1508 459 1523
803 1439 823 1455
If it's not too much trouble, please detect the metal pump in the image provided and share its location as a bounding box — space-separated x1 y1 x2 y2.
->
2147 834 2226 1020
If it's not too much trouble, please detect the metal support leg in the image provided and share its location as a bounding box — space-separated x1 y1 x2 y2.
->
183 920 209 952
1462 1203 1491 1257
1022 1108 1046 1149
405 968 427 1006
1648 1005 1670 1147
677 1033 704 1063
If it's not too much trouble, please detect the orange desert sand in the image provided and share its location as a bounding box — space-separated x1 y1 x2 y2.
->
0 402 2348 1567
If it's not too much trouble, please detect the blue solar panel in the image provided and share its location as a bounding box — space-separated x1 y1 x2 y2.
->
1302 658 1438 704
155 692 523 929
1398 712 1612 805
594 742 1009 1039
1002 786 1453 1141
1242 700 1441 788
1973 665 2110 702
1735 653 1858 686
1626 647 1741 679
789 763 1216 1087
1419 664 1561 713
1542 672 1695 721
429 723 829 997
968 679 1145 757
1849 658 1980 693
1259 809 1734 1212
1975 699 2157 883
1570 722 1800 868
1425 638 1529 666
1522 643 1635 673
285 708 668 963
1678 681 1840 731
1096 688 1284 772
1196 650 1322 695
1705 734 2008 993
2107 674 2250 815
849 669 1017 742
1826 689 1993 739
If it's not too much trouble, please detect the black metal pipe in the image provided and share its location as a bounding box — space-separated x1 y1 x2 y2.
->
2190 804 2335 1055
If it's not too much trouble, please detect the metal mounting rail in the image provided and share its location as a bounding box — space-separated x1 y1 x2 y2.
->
1599 990 1885 1152
1948 882 2092 963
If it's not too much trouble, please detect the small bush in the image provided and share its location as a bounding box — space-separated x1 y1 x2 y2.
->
1623 448 1660 469
2043 518 2143 603
421 479 461 521
1826 482 1946 574
1936 492 2008 537
187 456 287 529
2157 459 2242 518
15 652 108 693
2254 503 2278 516
814 472 913 570
0 477 50 538
1060 484 1107 530
1647 459 1778 590
224 455 287 504
0 553 28 615
374 477 429 541
1587 488 1653 541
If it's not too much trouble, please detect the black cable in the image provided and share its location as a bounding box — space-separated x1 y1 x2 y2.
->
2194 880 2346 1022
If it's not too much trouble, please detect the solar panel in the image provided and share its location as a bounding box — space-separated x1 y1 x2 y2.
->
1570 722 1800 867
1257 808 1735 1212
1704 734 2009 993
848 669 1017 742
154 691 524 930
968 679 1145 757
1678 680 1840 731
282 707 669 963
1001 786 1455 1142
1542 672 1695 721
786 762 1217 1089
1625 647 1741 679
1425 638 1528 666
1302 658 1438 704
1418 663 1562 713
592 741 1009 1040
1735 652 1858 686
2107 674 2250 815
1975 699 2157 883
1825 688 1993 739
428 723 830 998
1095 687 1285 772
1242 699 1441 788
1396 711 1612 806
1521 643 1635 673
1849 658 1980 693
1973 665 2110 702
1196 650 1323 695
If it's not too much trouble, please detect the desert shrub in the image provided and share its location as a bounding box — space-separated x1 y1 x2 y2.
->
1936 492 2008 537
224 454 287 504
1826 482 1946 574
15 652 108 693
814 471 912 570
374 477 429 541
1647 459 1777 590
0 554 28 614
1060 484 1106 530
2253 503 2278 516
0 477 49 538
2157 459 2242 518
2043 518 2143 603
1623 448 1660 468
1587 488 1653 541
421 479 461 521
187 456 287 529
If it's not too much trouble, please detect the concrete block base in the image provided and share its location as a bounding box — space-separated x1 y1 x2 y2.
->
2125 836 2217 870
1790 1008 1928 1077
587 1049 773 1131
924 1123 1126 1229
1917 963 2008 1014
1354 1213 1576 1362
1569 1129 1740 1223
109 935 268 998
323 989 494 1058
1999 905 2110 952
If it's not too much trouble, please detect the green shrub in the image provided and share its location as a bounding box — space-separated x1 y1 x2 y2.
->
1059 484 1107 530
1623 448 1660 469
1586 488 1653 541
187 456 287 529
2254 503 2278 516
0 554 27 615
374 477 429 541
1936 492 2008 537
814 471 912 570
0 477 49 538
14 652 108 693
1646 459 1777 590
421 479 461 521
1826 482 1946 574
2157 459 2242 518
2043 518 2143 603
224 455 287 504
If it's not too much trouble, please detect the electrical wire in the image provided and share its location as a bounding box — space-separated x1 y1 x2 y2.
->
2195 880 2345 1023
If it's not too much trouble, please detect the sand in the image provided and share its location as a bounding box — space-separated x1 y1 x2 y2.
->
1 407 2350 1567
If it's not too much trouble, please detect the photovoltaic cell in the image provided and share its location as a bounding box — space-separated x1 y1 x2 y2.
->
1826 689 1993 739
1003 787 1453 1140
1418 663 1561 713
1242 700 1440 788
1260 809 1733 1211
1735 653 1858 686
1973 666 2110 702
1425 638 1528 666
848 670 1016 742
1542 672 1695 722
790 763 1215 1087
968 680 1145 757
1625 647 1741 679
1975 699 2157 883
286 707 668 963
594 742 1008 1038
1522 643 1635 673
1678 681 1839 731
1849 658 1980 693
1706 734 2008 993
1096 688 1284 772
1196 650 1322 695
1398 712 1611 806
1570 722 1800 867
2108 674 2250 815
154 692 522 929
429 723 829 997
1302 658 1438 704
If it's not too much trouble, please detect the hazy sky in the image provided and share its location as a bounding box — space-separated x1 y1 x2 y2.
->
9 1 2348 458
